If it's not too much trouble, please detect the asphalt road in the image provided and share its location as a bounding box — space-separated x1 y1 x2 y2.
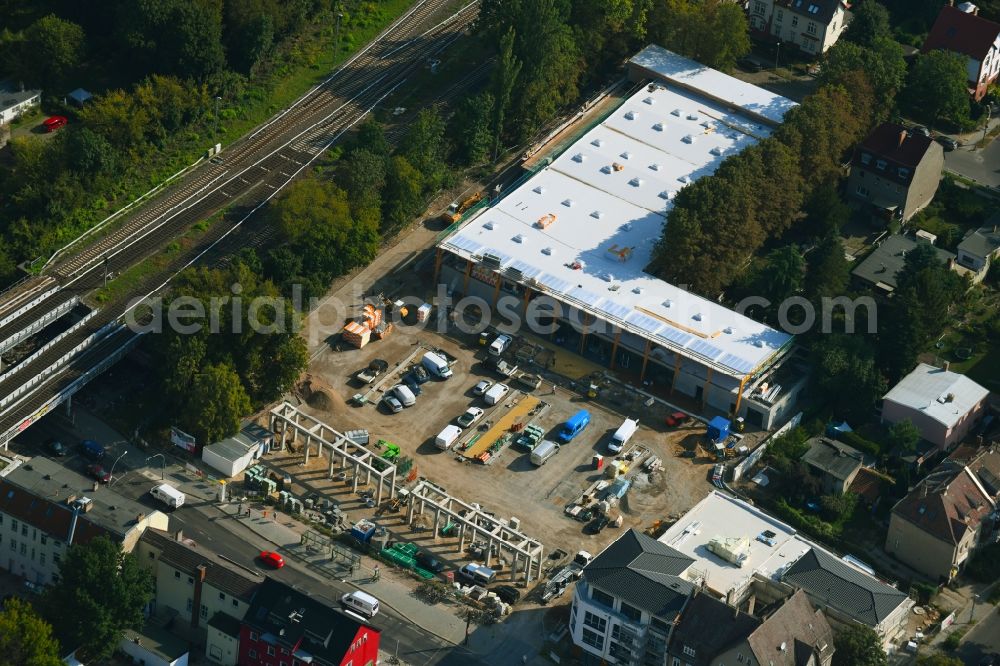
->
959 604 1000 664
945 137 1000 188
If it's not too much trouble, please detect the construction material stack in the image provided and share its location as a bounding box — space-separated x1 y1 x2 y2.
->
342 304 385 349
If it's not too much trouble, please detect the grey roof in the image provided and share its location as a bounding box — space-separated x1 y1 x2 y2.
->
583 529 695 619
669 591 762 665
957 223 1000 261
852 234 954 290
746 590 834 666
778 0 845 24
0 81 42 111
141 528 259 601
781 548 908 627
2 456 164 542
800 437 869 481
122 624 189 661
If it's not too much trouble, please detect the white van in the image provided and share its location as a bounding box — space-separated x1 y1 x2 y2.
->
391 384 416 407
421 351 453 379
435 424 462 450
150 483 185 509
483 383 510 406
530 440 560 466
608 418 639 454
341 590 379 618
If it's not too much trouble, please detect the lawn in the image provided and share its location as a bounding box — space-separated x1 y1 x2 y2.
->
910 177 993 250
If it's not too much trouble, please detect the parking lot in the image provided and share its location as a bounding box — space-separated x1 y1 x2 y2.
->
266 312 713 585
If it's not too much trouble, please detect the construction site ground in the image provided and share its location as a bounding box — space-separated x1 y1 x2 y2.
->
273 304 714 590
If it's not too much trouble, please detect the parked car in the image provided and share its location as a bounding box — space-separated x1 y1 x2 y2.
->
408 364 430 384
737 56 763 72
456 407 485 428
912 125 930 137
259 551 285 569
483 383 510 406
381 395 403 414
585 514 610 535
46 439 67 456
79 439 105 460
42 116 67 132
493 585 521 604
86 464 111 483
488 334 512 356
415 550 446 574
936 135 960 151
665 411 690 427
473 379 492 396
711 464 724 488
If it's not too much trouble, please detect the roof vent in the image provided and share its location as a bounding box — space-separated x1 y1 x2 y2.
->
687 113 699 121
562 198 574 207
633 286 643 294
572 153 585 163
591 138 604 148
663 299 673 308
625 110 638 120
620 222 633 232
532 186 545 194
629 177 643 187
671 108 683 117
591 210 604 219
541 247 553 256
692 313 702 321
649 163 661 171
620 151 632 160
701 120 713 129
643 96 655 105
483 221 494 230
659 190 675 200
723 326 734 334
600 272 614 282
678 175 690 183
682 135 696 144
512 234 525 243
601 165 613 174
754 340 765 348
710 146 724 156
653 122 664 132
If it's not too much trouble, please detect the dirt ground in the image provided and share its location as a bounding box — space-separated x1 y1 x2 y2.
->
263 309 713 586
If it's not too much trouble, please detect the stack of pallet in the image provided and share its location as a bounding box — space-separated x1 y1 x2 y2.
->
372 321 392 340
342 321 371 349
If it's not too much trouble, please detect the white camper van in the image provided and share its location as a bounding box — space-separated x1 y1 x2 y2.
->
150 483 185 509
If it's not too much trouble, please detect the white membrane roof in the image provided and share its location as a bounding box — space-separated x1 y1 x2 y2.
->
440 52 797 377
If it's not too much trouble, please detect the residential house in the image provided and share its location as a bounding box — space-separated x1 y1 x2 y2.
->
848 123 945 223
0 81 41 125
571 529 696 664
851 233 955 295
239 578 380 666
667 589 834 666
956 221 1000 284
882 363 991 451
885 446 1000 580
657 492 913 649
800 437 872 495
0 456 168 586
747 0 852 56
137 528 260 666
922 2 1000 101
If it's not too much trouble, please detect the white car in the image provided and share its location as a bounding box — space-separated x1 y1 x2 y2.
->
484 383 510 406
457 407 485 428
488 334 512 356
473 379 493 396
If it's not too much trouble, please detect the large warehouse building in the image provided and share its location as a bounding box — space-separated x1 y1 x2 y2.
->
435 46 804 428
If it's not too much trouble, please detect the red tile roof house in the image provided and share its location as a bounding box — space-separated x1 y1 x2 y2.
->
885 447 1000 581
922 2 1000 101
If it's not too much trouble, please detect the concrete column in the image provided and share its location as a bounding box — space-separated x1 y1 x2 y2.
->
462 260 472 294
671 352 682 395
304 435 310 466
433 248 444 285
434 507 442 538
406 495 415 524
352 463 359 492
639 340 652 383
609 328 622 370
491 275 502 307
702 368 714 409
458 523 467 553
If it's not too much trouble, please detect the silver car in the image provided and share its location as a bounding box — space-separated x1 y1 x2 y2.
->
381 395 403 413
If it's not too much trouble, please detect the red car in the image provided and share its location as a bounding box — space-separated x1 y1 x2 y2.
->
43 116 68 132
259 551 284 569
665 411 690 427
86 463 111 483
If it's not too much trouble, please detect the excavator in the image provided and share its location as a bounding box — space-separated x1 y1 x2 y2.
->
439 191 484 224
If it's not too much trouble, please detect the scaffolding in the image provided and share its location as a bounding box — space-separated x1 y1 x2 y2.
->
405 480 545 584
268 402 397 505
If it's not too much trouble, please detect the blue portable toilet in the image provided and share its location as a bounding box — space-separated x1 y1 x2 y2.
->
706 416 731 443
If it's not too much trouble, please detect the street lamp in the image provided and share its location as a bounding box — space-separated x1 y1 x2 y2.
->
335 12 344 58
110 450 128 483
775 42 782 71
983 104 992 145
146 453 165 480
214 96 222 135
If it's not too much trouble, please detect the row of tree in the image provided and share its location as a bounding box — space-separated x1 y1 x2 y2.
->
0 536 153 664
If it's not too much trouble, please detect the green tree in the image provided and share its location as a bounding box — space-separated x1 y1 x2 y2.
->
812 334 885 420
42 536 153 662
491 27 521 158
650 0 749 70
451 92 495 165
80 89 149 152
356 119 390 157
23 14 86 86
383 155 425 229
759 246 805 304
401 108 448 193
842 1 891 48
339 148 386 212
65 128 120 176
820 491 858 523
833 624 887 666
803 181 851 238
887 419 920 453
805 235 850 301
182 361 252 443
904 50 972 127
917 655 964 666
0 597 62 666
819 38 907 123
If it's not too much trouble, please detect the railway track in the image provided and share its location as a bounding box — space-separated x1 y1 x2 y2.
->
0 0 479 445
